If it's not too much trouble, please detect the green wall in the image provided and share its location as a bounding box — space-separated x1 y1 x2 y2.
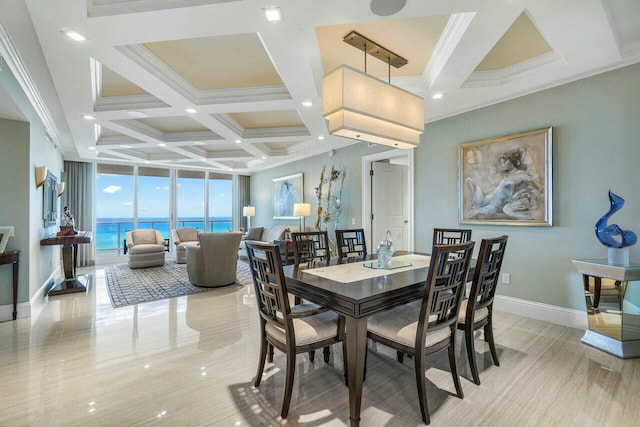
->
251 143 387 231
251 62 640 312
0 62 63 313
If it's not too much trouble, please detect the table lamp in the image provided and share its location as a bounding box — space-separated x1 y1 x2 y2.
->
293 202 311 232
243 205 255 230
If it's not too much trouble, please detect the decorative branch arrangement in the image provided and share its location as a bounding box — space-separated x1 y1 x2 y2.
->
314 164 346 255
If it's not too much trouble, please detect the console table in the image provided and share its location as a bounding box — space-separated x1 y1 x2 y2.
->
41 232 92 296
0 250 19 320
572 259 640 358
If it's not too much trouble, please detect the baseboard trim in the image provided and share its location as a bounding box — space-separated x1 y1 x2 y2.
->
494 294 588 330
27 266 61 323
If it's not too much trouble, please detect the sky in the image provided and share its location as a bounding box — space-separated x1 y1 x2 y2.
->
96 172 232 219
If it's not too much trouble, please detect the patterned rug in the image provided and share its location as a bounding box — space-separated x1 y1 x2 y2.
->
105 261 253 308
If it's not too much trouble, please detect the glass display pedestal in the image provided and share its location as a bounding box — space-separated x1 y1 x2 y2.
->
572 259 640 358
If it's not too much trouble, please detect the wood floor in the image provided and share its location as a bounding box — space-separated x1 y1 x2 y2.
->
1 263 639 426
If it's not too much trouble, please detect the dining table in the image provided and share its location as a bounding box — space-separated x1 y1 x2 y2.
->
283 253 463 426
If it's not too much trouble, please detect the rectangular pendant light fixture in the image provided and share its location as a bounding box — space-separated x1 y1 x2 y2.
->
323 65 423 149
322 31 424 149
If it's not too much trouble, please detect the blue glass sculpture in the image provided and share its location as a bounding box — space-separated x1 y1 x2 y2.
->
595 191 637 248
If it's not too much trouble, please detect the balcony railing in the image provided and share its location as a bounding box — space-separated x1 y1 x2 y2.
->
96 219 232 255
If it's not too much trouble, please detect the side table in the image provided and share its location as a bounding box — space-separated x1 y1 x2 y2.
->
0 250 20 320
572 259 640 358
41 232 92 296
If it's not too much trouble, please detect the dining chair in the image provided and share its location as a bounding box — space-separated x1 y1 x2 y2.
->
335 228 367 259
367 241 475 425
394 227 472 364
457 235 508 385
291 230 333 361
292 231 331 265
245 241 345 418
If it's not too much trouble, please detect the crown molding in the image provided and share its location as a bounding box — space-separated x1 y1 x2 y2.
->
463 51 565 88
94 94 168 111
423 12 476 88
88 0 239 17
0 22 62 153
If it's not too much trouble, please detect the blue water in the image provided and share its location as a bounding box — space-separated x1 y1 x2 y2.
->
96 217 232 251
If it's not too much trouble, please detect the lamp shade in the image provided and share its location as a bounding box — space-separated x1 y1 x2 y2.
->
293 202 311 217
56 182 65 197
35 165 48 187
243 206 255 217
323 65 424 149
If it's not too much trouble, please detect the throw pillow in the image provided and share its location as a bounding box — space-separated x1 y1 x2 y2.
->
246 227 264 241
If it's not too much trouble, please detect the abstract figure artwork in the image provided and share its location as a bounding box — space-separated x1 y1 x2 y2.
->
459 127 552 226
273 173 303 219
595 191 637 249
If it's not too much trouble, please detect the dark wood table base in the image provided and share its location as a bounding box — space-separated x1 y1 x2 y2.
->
0 250 20 320
41 232 92 297
48 274 91 296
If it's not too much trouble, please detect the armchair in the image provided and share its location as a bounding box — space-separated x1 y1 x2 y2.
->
126 229 166 268
171 227 200 263
186 232 244 287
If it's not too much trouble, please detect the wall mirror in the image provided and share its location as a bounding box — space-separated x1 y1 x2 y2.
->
43 171 58 227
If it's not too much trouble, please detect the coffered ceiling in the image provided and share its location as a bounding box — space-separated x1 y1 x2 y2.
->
1 0 639 173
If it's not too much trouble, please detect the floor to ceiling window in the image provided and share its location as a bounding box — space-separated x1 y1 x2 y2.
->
95 164 237 257
177 170 205 231
208 172 232 232
96 164 134 254
137 167 171 238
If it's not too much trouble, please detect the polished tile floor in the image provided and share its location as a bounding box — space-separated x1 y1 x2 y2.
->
1 263 639 426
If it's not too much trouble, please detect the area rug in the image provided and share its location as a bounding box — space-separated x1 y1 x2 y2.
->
105 261 253 308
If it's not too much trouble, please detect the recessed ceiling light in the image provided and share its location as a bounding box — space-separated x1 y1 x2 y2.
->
62 29 87 41
318 135 325 140
127 110 147 118
234 139 242 144
263 6 283 21
158 143 166 147
83 115 96 120
301 100 313 107
88 146 96 150
432 92 444 100
185 108 198 114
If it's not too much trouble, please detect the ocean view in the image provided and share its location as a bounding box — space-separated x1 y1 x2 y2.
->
96 217 232 251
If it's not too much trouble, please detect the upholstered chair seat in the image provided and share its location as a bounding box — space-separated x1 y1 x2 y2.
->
265 303 339 346
457 299 489 324
368 302 451 348
126 229 165 268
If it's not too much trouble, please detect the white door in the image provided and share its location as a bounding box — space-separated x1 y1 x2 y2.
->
371 161 409 251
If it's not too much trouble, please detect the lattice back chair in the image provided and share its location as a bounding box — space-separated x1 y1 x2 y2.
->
335 229 367 259
245 241 344 419
432 228 473 246
292 231 331 265
457 235 508 385
367 241 475 425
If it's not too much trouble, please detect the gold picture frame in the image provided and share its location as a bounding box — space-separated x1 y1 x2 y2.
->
458 127 553 226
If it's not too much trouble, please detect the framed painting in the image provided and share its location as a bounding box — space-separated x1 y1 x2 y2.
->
458 127 553 226
273 173 303 219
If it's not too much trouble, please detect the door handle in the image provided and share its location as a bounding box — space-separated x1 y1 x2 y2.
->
404 220 409 224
